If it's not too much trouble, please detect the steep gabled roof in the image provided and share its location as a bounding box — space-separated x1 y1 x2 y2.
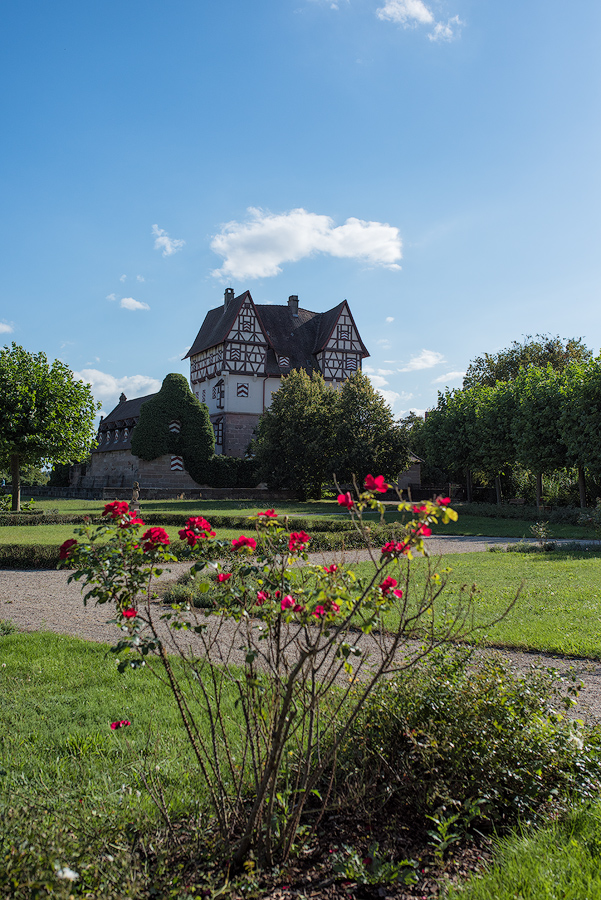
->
256 305 322 374
184 291 256 359
185 294 369 369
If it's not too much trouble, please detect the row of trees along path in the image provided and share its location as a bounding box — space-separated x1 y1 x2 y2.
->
405 335 597 507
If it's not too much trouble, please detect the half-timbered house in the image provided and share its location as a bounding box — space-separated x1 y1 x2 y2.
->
185 289 370 456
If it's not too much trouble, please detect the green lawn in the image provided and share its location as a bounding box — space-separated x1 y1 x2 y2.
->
355 549 601 658
449 803 601 899
0 630 243 897
0 523 245 546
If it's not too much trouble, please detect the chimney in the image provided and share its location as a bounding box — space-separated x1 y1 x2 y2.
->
288 295 299 317
224 287 235 308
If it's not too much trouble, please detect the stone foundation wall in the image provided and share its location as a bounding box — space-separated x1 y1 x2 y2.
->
224 413 260 458
81 450 200 491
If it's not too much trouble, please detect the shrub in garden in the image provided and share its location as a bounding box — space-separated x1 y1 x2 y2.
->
333 648 600 833
60 482 514 871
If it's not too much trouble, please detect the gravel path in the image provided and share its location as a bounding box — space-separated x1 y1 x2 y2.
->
2 536 601 721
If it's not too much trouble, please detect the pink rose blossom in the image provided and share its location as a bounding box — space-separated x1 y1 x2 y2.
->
217 573 232 583
281 595 295 610
323 565 338 574
256 590 270 605
110 720 131 730
313 605 326 618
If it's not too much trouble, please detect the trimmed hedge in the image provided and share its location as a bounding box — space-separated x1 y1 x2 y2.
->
0 513 94 527
0 524 407 568
459 501 586 525
0 544 64 569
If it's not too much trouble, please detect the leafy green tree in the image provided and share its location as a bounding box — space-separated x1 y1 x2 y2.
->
559 360 601 508
420 389 482 499
0 343 99 511
332 371 408 485
253 370 337 499
463 335 591 389
511 367 569 506
130 373 215 484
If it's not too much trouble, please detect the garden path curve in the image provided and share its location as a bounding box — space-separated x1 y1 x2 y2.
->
2 534 601 721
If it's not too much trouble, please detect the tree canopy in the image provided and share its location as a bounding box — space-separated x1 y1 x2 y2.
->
463 335 592 389
130 373 215 484
0 343 99 510
253 370 408 499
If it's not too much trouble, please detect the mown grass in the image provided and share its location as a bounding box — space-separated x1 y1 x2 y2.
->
354 548 601 658
449 802 601 899
21 497 598 538
0 631 245 897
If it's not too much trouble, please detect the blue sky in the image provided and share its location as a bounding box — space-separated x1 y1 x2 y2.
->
1 0 599 419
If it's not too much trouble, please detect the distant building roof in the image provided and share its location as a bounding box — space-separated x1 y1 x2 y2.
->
92 392 157 453
184 291 368 370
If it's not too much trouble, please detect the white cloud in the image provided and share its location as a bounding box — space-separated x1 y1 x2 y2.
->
377 0 433 26
379 389 401 409
120 297 150 311
152 224 185 257
136 275 145 282
369 374 390 388
74 369 162 415
0 322 14 334
377 0 463 41
429 16 463 41
432 370 465 384
106 293 117 302
119 274 127 282
210 207 402 280
386 316 394 323
400 406 426 418
400 349 445 371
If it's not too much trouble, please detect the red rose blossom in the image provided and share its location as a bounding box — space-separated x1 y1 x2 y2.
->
281 595 295 610
110 720 131 730
59 538 77 560
256 590 270 605
288 531 311 553
337 492 354 509
232 535 257 551
217 573 232 583
364 474 389 493
436 496 451 506
122 608 137 618
323 564 338 574
103 500 130 519
379 576 398 595
141 527 170 552
258 509 277 518
313 605 326 618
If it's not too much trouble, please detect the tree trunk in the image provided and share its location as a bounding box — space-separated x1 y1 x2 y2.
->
10 453 20 512
578 465 587 508
495 475 502 505
535 473 543 509
465 469 472 503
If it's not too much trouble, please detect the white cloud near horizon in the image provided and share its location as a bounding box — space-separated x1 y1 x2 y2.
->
0 322 14 334
136 275 145 282
400 349 445 371
74 369 162 415
376 0 463 41
432 370 465 384
152 224 186 257
210 207 402 280
386 316 394 323
120 297 150 311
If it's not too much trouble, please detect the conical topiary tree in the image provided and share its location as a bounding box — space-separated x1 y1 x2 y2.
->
130 373 215 484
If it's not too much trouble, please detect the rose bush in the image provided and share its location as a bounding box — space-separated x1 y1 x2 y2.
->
61 479 508 870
